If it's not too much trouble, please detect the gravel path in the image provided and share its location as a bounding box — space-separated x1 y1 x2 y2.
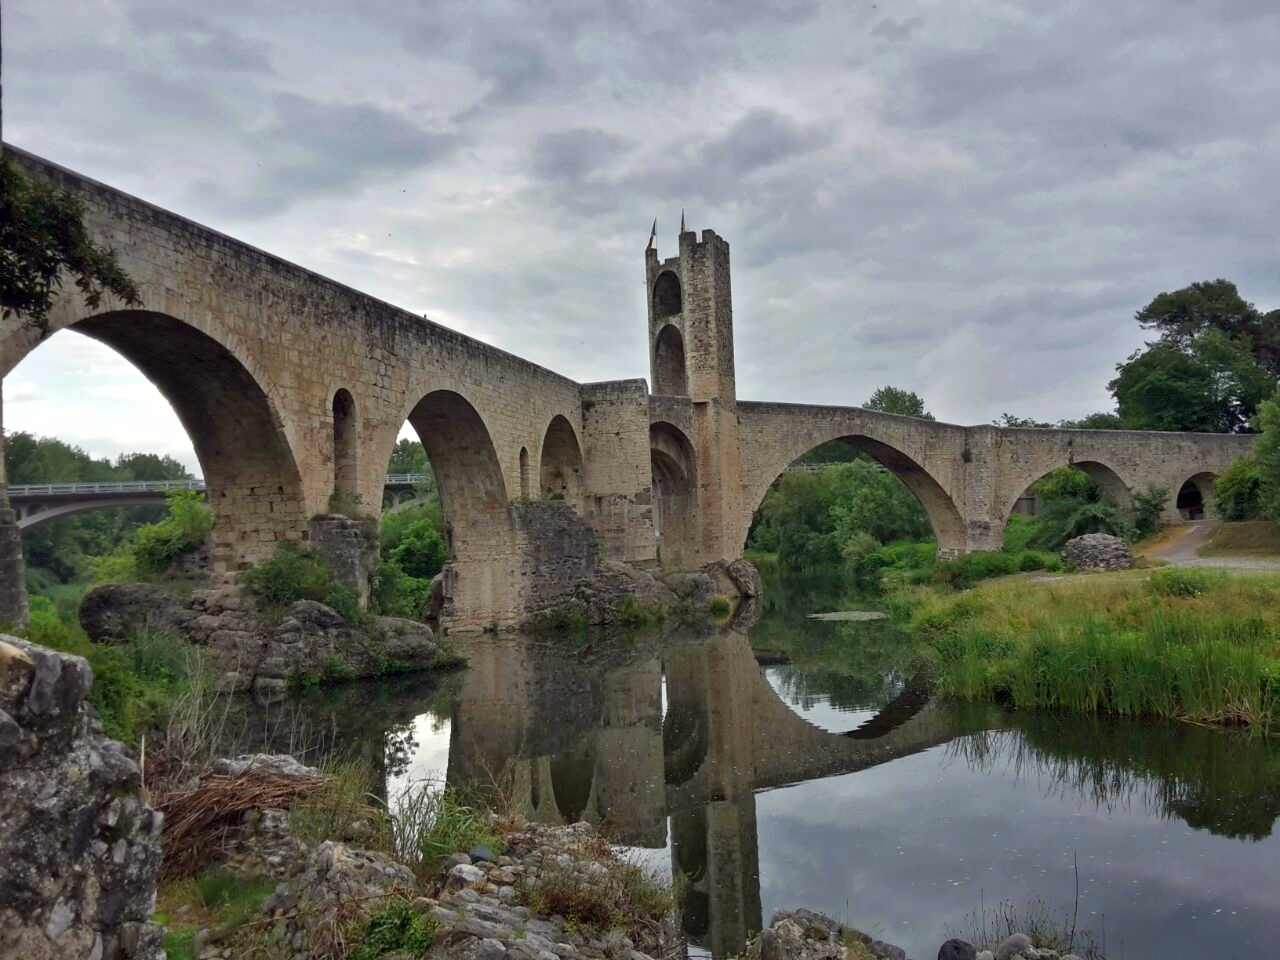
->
1152 520 1280 572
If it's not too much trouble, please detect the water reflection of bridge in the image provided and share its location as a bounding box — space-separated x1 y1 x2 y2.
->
235 630 1280 960
446 631 975 958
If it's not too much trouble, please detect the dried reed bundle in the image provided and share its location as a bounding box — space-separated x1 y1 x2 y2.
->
151 762 325 880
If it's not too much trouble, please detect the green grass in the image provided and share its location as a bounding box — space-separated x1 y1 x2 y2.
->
1200 520 1280 556
348 900 437 960
22 595 196 746
157 869 278 959
894 572 1280 730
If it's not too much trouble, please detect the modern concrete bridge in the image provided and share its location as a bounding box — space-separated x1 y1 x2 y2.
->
7 475 432 531
0 145 1254 630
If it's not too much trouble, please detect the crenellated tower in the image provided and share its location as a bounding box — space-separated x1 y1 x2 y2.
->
645 228 743 565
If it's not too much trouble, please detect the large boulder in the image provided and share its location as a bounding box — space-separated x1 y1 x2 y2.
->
79 582 198 641
79 584 450 695
0 635 165 960
1060 533 1134 572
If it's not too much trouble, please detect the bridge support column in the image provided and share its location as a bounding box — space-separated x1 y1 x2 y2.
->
0 384 28 627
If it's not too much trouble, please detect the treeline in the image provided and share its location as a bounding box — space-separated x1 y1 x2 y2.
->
5 433 192 589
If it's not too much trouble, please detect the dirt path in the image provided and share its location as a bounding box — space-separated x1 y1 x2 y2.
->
1152 519 1280 572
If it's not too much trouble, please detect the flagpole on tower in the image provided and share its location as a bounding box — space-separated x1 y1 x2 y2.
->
680 209 686 234
646 218 656 251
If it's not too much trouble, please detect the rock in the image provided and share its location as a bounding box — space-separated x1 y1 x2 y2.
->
939 939 978 960
211 754 321 779
449 863 488 886
995 934 1033 960
1060 533 1133 572
79 582 193 642
0 635 165 960
872 940 908 960
469 844 497 863
976 952 994 960
79 580 451 692
258 841 416 957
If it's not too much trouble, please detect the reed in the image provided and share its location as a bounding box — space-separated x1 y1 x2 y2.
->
901 572 1280 731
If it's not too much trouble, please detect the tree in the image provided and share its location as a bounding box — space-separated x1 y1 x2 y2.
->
1212 456 1266 521
1254 390 1280 516
1108 343 1237 433
994 414 1052 428
1110 282 1280 433
387 439 429 475
1060 412 1126 430
1136 279 1280 377
865 386 934 420
1 156 140 332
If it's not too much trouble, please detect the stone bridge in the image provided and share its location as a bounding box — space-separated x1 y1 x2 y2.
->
0 145 1254 630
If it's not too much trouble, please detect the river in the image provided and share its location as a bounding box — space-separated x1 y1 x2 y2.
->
249 570 1280 959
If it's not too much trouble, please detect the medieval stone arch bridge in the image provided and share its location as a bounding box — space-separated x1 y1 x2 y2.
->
0 146 1253 630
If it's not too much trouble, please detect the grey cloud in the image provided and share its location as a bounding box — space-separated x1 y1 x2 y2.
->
530 129 634 185
701 108 832 179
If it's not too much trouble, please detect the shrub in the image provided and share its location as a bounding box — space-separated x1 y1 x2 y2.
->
349 901 436 960
371 561 432 619
708 595 732 619
387 519 446 580
1133 485 1170 539
239 541 367 623
133 489 214 575
1214 456 1266 520
1150 567 1224 599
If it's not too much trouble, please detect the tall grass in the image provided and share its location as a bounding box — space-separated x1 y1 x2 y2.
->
903 572 1280 731
389 778 502 878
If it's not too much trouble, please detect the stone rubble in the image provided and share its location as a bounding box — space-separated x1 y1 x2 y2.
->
0 634 165 960
1060 533 1134 572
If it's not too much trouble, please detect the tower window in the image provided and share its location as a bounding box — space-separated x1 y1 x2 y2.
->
653 271 682 317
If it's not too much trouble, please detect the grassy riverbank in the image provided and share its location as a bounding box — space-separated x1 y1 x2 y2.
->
894 568 1280 730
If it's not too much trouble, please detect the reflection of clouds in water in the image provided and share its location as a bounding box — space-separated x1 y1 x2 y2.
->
387 711 453 801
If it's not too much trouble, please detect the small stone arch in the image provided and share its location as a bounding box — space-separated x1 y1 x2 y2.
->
651 422 699 566
518 447 531 499
332 388 358 498
1177 471 1216 520
539 415 583 504
653 324 688 396
652 270 682 318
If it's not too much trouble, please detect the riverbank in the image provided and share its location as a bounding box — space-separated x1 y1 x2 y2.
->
890 567 1280 731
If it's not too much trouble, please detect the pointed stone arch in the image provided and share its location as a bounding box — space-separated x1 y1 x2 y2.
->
6 310 308 575
653 324 688 396
651 421 700 566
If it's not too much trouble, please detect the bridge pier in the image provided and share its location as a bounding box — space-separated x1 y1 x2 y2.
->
0 384 29 628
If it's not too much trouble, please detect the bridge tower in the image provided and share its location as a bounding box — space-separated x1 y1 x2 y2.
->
645 228 743 564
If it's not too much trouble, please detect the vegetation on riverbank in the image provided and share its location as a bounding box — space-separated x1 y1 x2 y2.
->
1200 520 1280 556
893 569 1280 731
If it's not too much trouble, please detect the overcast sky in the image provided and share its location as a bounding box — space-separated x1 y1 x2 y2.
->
5 0 1279 474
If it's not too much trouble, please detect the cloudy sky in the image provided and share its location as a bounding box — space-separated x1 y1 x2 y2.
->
5 0 1279 474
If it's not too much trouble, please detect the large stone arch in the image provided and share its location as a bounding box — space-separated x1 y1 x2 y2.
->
651 422 700 567
539 415 583 505
404 389 518 629
744 434 967 558
3 311 308 575
1002 458 1134 527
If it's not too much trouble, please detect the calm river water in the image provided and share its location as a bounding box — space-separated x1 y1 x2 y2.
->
264 572 1280 959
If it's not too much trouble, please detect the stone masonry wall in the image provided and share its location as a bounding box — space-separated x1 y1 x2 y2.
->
579 379 657 566
0 635 165 960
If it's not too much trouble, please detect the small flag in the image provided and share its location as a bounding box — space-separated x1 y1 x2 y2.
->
646 218 656 250
680 209 686 233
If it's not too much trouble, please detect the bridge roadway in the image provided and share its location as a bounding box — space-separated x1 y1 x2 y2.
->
0 144 1255 631
7 475 432 531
